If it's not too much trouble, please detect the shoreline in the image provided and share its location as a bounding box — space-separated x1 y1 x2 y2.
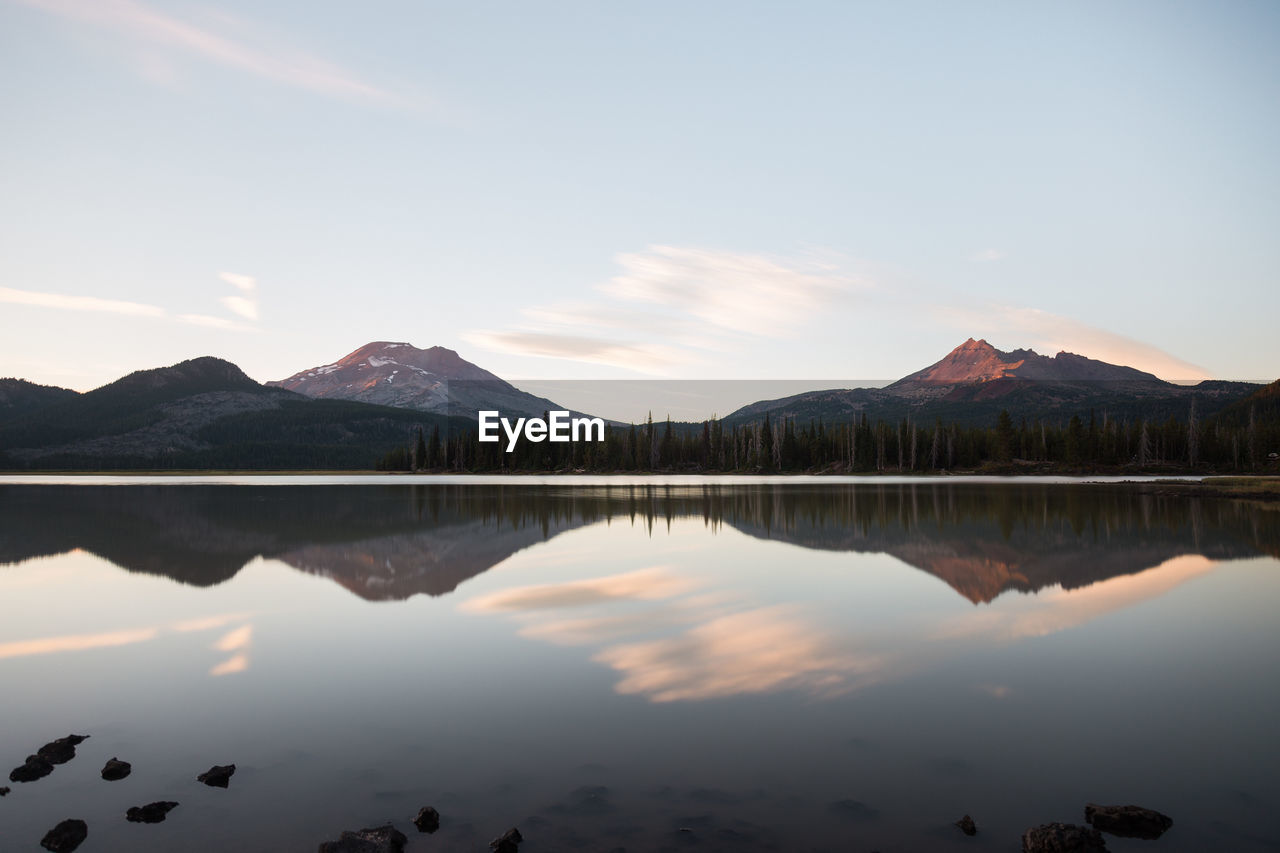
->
2 471 1278 499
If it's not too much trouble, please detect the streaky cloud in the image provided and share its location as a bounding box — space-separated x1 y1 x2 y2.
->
177 312 257 332
220 295 258 321
464 245 861 374
17 0 401 105
219 272 256 293
462 329 684 373
601 245 862 336
0 285 165 317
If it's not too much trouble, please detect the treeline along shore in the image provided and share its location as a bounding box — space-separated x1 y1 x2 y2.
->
376 393 1280 476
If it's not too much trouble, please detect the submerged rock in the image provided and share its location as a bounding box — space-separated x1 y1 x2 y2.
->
490 827 523 852
37 735 89 766
126 801 179 824
955 814 977 836
40 818 88 853
10 754 54 783
317 824 408 853
1022 823 1108 852
1084 803 1173 839
197 764 236 788
0 785 10 796
412 806 440 833
101 758 132 781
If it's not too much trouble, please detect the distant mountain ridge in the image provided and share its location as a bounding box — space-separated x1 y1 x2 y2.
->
0 356 465 469
268 341 565 418
0 338 1267 469
723 339 1257 427
889 338 1161 389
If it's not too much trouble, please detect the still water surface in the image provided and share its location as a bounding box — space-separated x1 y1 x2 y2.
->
1 478 1277 852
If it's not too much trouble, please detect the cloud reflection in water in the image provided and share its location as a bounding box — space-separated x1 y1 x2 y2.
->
464 550 1223 704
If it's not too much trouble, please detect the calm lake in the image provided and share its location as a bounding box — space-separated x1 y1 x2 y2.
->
1 477 1277 852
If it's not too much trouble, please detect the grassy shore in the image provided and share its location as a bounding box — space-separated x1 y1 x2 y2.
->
1124 476 1280 501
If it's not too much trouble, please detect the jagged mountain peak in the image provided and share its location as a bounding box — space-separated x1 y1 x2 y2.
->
890 339 1164 389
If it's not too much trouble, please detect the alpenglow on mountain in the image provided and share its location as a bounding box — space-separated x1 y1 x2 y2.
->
724 338 1256 427
268 341 565 418
888 337 1162 391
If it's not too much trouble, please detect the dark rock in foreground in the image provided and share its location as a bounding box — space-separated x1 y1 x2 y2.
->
955 814 977 835
413 806 440 833
317 824 408 853
126 801 179 823
0 785 10 796
197 764 236 788
10 754 54 783
101 758 131 781
37 735 89 765
41 818 88 852
491 826 523 852
1084 803 1173 839
1022 822 1108 852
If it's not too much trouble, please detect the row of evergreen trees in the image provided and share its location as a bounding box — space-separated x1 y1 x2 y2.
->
377 403 1279 474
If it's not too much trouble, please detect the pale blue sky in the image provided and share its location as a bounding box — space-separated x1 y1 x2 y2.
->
1 0 1277 392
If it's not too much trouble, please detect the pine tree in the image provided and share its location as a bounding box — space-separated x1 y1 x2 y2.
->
413 427 427 471
427 426 441 469
995 410 1015 462
1247 406 1258 469
1065 415 1083 465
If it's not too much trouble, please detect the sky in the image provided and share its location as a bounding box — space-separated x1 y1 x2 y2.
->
2 0 1278 394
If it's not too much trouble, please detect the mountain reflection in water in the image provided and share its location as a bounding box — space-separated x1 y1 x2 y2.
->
1 481 1278 853
1 482 1274 603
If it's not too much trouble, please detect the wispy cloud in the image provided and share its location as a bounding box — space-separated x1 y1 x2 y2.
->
0 285 164 317
177 313 256 332
601 245 856 336
463 330 686 372
3 272 262 333
970 248 1006 263
465 245 863 374
16 0 400 104
937 303 1211 381
218 271 258 321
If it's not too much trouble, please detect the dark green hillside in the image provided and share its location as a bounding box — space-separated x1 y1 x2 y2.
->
0 378 80 417
721 379 1259 431
0 357 265 448
1214 378 1280 426
180 399 473 470
0 357 470 470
